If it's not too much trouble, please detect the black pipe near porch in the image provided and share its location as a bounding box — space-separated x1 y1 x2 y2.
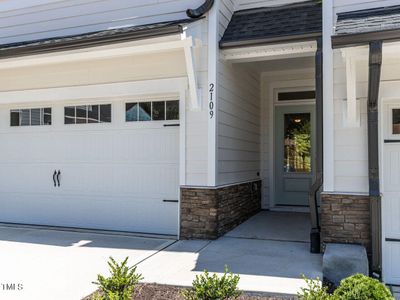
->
367 41 383 277
309 37 323 254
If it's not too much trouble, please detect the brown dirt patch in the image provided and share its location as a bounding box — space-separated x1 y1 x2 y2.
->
85 283 297 300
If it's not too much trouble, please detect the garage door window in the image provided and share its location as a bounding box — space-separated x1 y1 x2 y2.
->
65 104 111 124
126 100 179 122
10 108 52 126
393 109 400 134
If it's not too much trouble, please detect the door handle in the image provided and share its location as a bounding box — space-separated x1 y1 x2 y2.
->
56 170 61 187
53 170 57 187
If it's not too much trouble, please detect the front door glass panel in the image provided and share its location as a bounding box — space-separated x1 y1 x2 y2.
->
283 113 311 173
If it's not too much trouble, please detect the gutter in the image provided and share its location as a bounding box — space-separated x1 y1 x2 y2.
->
186 0 215 18
309 37 323 254
367 41 383 278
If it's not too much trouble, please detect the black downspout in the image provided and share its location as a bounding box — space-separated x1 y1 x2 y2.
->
186 0 215 18
309 37 323 254
367 41 383 278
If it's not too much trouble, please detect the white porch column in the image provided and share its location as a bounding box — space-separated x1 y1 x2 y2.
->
323 0 335 192
207 1 219 186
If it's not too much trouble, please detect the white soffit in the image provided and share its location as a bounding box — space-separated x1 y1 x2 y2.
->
221 40 317 62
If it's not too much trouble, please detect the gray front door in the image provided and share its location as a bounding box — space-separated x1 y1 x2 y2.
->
274 105 315 206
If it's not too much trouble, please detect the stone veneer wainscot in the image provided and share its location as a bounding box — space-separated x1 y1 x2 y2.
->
321 193 371 253
180 181 261 239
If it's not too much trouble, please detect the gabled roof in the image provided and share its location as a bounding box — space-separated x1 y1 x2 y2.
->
333 5 400 48
220 1 322 49
0 19 196 59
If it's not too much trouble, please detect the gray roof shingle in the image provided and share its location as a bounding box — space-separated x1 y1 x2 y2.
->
220 1 322 48
335 5 400 35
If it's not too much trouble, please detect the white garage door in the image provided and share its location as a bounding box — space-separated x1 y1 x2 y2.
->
382 101 400 285
0 100 180 236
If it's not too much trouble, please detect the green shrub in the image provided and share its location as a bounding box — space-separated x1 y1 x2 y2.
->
332 274 394 300
92 256 143 300
298 274 394 300
182 266 241 300
298 276 331 300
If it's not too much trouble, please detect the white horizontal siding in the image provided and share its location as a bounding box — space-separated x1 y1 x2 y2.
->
236 0 308 10
334 0 400 14
0 0 204 44
217 61 261 186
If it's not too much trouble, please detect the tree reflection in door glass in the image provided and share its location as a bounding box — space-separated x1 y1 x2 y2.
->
284 113 311 173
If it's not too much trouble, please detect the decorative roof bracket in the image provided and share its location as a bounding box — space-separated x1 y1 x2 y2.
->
186 0 215 18
342 48 361 128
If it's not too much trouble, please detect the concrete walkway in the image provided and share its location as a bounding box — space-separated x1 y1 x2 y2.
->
138 237 322 296
0 212 322 299
138 211 322 296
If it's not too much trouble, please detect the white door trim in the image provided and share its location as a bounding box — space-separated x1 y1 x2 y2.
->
267 79 315 210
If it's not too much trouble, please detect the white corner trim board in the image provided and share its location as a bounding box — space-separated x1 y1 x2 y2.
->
0 77 188 104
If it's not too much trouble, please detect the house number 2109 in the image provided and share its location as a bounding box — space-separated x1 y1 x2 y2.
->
209 83 215 119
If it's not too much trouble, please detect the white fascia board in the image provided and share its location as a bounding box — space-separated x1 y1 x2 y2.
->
0 77 188 104
221 41 317 62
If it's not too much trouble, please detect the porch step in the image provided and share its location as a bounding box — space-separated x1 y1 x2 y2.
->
323 243 369 288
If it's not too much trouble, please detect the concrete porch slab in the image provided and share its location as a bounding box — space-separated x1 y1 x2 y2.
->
226 211 311 243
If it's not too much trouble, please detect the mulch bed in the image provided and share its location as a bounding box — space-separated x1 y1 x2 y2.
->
84 283 297 300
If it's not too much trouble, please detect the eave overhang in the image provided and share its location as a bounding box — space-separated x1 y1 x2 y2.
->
0 19 196 60
332 28 400 49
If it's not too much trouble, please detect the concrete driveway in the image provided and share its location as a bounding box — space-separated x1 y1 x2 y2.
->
0 212 322 299
0 226 174 300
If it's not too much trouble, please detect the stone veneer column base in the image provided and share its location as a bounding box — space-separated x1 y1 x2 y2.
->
321 193 371 253
180 180 261 240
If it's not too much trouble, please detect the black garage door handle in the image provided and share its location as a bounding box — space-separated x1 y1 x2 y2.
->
53 170 57 187
57 170 61 187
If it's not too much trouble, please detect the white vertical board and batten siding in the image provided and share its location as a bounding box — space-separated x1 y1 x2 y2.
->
0 0 205 44
217 0 261 186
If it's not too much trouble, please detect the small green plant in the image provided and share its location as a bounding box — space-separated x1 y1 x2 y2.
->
298 275 331 300
298 274 394 300
332 274 394 300
182 266 241 300
92 256 143 300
